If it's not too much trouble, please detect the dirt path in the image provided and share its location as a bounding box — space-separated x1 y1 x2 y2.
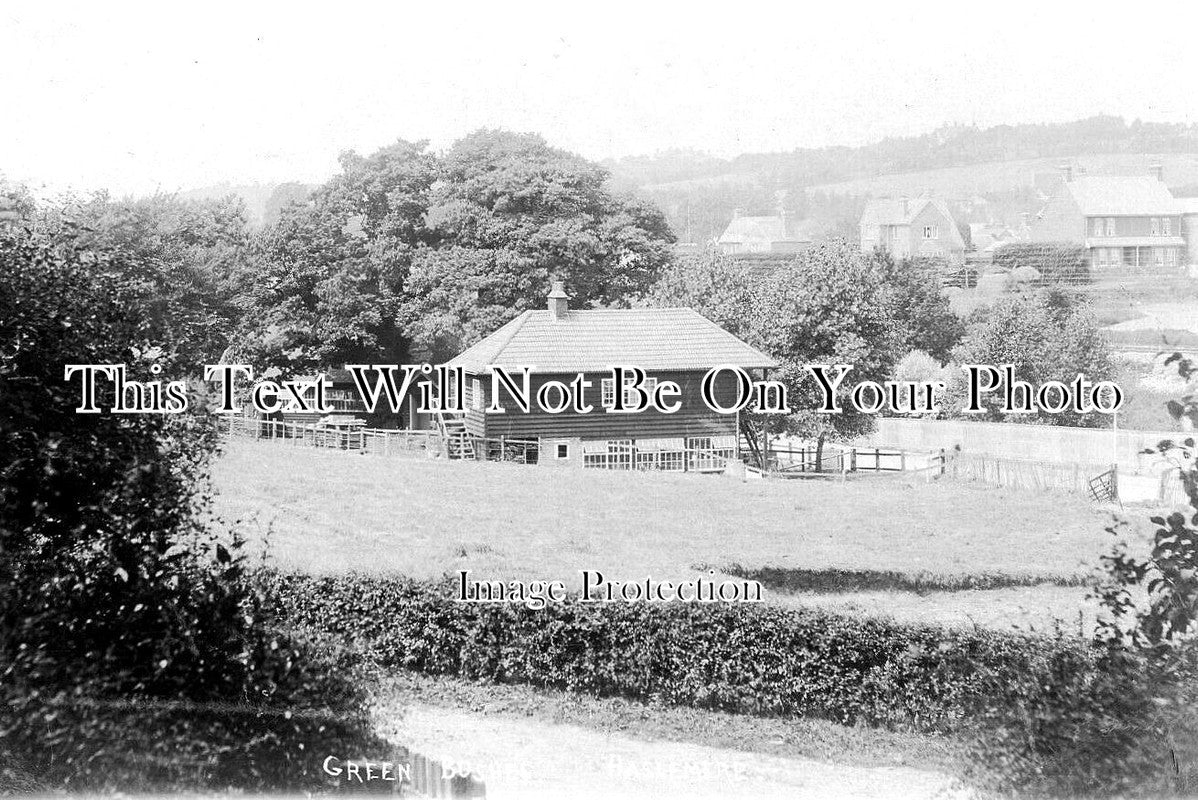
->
374 700 972 800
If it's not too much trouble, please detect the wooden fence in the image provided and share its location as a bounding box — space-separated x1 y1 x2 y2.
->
219 416 443 456
944 451 1113 495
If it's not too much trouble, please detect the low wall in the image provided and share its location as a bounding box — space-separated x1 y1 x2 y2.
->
867 418 1187 475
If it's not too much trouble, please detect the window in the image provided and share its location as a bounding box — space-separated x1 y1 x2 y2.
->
923 224 939 239
1164 217 1173 236
686 436 713 452
1092 218 1104 236
471 378 482 411
601 378 614 407
1095 248 1107 268
1166 248 1178 267
602 376 657 408
1151 218 1161 236
556 443 569 459
1105 218 1116 237
1155 248 1165 266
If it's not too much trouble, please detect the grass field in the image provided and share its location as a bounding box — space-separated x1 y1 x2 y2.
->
212 438 1141 632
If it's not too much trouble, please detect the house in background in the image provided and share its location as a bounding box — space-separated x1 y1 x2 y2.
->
859 196 967 264
444 282 776 471
716 211 812 256
1026 165 1186 273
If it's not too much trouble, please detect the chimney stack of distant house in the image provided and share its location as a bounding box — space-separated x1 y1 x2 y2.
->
1150 164 1165 182
1060 164 1074 182
547 280 569 321
899 195 909 216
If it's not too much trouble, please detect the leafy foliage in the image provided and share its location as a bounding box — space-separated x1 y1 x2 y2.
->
992 242 1090 285
947 291 1116 426
270 570 1177 795
649 241 907 442
234 130 676 369
0 227 373 791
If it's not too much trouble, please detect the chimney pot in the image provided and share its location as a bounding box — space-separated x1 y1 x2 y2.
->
547 280 569 321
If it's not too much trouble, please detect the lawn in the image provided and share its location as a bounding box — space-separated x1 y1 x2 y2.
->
213 437 1137 631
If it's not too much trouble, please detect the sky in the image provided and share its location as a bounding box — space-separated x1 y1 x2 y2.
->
3 1 1198 196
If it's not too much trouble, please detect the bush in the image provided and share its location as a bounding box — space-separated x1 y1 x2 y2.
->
0 227 376 791
268 571 1182 795
993 242 1089 285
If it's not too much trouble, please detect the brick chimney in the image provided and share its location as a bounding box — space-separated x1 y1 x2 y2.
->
547 280 569 321
1149 163 1165 182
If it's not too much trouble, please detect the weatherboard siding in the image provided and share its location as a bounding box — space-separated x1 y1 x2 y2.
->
462 369 746 442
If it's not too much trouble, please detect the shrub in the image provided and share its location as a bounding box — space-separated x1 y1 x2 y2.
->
993 242 1089 285
0 227 376 791
267 571 1180 794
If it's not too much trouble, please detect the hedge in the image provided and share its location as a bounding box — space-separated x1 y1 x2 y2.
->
269 573 1177 794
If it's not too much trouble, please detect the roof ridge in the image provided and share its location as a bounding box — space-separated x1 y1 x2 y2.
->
483 310 533 362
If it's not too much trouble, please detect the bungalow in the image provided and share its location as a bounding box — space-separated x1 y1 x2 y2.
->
444 282 777 470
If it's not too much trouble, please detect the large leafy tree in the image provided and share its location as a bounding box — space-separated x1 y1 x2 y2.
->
233 141 438 371
650 241 901 449
399 130 675 360
868 250 965 362
947 292 1115 426
235 131 674 368
39 192 250 371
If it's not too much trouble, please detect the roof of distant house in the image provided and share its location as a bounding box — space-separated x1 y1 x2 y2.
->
1175 196 1198 215
1062 176 1179 216
447 307 777 374
717 214 811 246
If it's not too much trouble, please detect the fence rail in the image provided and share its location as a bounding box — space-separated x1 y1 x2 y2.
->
219 416 442 455
944 451 1113 495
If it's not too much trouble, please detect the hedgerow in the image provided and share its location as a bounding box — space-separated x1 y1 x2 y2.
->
269 572 1190 795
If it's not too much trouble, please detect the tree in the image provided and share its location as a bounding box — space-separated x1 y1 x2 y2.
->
233 141 438 372
867 250 965 361
398 130 675 360
947 292 1115 426
38 192 251 371
649 240 901 461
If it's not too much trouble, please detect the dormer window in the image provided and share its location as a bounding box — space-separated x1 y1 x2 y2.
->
1092 218 1104 236
923 225 939 239
1163 218 1172 236
1105 218 1116 237
1151 218 1161 236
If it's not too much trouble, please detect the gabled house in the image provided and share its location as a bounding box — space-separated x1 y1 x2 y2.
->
716 212 812 255
444 283 776 469
859 196 966 264
1026 165 1186 272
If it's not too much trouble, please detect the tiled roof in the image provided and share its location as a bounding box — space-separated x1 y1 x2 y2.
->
717 215 810 245
1065 177 1178 216
447 308 778 374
